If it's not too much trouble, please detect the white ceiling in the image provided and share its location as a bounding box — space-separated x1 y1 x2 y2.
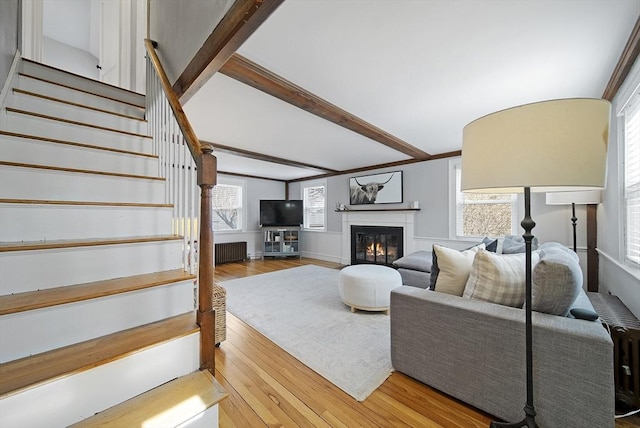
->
184 0 640 182
41 1 639 181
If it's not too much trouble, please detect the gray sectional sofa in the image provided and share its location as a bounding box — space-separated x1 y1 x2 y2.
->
389 242 615 427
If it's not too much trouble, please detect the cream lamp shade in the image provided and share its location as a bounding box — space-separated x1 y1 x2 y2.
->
546 190 602 205
461 98 611 193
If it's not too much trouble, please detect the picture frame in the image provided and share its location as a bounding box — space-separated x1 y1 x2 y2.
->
349 171 403 205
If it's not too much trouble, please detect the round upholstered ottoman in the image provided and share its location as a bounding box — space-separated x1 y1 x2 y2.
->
338 265 402 314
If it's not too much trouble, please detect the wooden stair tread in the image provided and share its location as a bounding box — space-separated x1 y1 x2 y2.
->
0 312 198 397
0 160 164 181
0 235 183 253
0 269 196 315
6 108 151 139
70 370 227 427
0 198 172 208
22 59 145 98
0 130 157 159
12 88 147 122
19 70 145 109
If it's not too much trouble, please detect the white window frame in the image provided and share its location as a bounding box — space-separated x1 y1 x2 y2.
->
449 158 518 240
212 178 246 233
302 179 327 231
620 90 640 266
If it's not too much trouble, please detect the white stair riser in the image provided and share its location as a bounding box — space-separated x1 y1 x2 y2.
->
0 333 199 428
12 91 147 134
17 74 145 119
179 405 219 428
0 204 172 241
21 60 145 107
0 240 185 294
4 112 152 154
0 280 195 363
0 166 165 203
1 136 158 177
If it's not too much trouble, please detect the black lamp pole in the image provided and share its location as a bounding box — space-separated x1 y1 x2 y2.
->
490 187 538 428
570 202 578 252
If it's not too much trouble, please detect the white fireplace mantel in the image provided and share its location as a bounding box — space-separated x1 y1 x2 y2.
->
340 210 417 265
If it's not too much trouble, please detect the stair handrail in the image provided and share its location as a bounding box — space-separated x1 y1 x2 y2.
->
144 39 203 159
145 38 216 374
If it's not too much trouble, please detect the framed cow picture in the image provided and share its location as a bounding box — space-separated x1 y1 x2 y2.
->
349 171 403 205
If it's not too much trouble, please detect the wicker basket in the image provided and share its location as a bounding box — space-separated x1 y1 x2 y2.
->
212 284 227 345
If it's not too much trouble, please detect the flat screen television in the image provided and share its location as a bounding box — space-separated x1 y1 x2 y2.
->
260 200 303 227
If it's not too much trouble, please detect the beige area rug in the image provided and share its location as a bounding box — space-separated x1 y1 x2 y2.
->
220 265 393 401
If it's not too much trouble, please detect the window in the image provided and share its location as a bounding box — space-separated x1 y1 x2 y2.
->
623 93 640 265
303 183 326 230
212 183 243 231
450 160 518 238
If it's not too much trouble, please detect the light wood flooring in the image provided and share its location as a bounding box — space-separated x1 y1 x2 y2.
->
212 258 640 428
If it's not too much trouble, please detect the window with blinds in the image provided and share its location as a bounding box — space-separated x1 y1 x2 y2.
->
453 162 517 238
303 185 326 230
624 94 640 265
212 183 243 231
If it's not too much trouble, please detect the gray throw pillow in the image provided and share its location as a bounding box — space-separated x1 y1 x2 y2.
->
482 237 498 252
532 248 582 316
502 235 539 254
539 242 579 263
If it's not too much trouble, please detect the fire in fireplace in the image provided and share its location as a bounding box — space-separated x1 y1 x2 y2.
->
351 225 403 266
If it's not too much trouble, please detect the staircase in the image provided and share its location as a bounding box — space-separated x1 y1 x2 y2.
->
0 59 225 427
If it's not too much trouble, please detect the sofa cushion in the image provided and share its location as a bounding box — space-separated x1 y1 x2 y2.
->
393 250 432 273
397 268 431 289
532 247 582 316
431 244 484 296
463 249 539 307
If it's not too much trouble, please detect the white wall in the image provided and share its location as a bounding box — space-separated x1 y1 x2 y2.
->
0 0 19 90
598 56 640 319
42 36 99 80
149 0 234 86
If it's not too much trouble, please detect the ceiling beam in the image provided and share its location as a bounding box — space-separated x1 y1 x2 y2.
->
286 150 461 184
203 140 339 173
218 170 286 183
602 15 640 101
173 0 284 103
220 54 431 160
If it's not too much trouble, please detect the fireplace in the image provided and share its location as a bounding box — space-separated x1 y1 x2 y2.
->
351 225 403 266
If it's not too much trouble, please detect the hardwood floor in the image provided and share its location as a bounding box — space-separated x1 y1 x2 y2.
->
212 258 640 428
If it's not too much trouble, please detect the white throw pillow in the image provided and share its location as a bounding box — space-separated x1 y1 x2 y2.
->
463 249 540 307
432 244 484 296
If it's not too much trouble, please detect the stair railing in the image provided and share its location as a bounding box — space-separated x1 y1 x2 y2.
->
145 39 216 373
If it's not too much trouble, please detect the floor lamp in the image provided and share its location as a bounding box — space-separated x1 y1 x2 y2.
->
461 98 610 428
546 190 602 252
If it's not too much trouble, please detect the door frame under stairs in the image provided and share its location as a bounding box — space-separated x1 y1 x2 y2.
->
21 0 146 93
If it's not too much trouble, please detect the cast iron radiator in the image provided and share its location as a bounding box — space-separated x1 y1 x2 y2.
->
589 292 640 409
214 241 247 265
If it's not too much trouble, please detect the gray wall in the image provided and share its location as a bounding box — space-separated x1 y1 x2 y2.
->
0 0 20 88
148 0 233 85
214 174 285 259
295 158 573 243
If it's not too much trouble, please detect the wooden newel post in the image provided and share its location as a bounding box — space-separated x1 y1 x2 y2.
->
196 143 217 373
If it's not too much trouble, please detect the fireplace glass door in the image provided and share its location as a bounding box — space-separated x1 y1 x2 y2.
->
351 226 403 266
